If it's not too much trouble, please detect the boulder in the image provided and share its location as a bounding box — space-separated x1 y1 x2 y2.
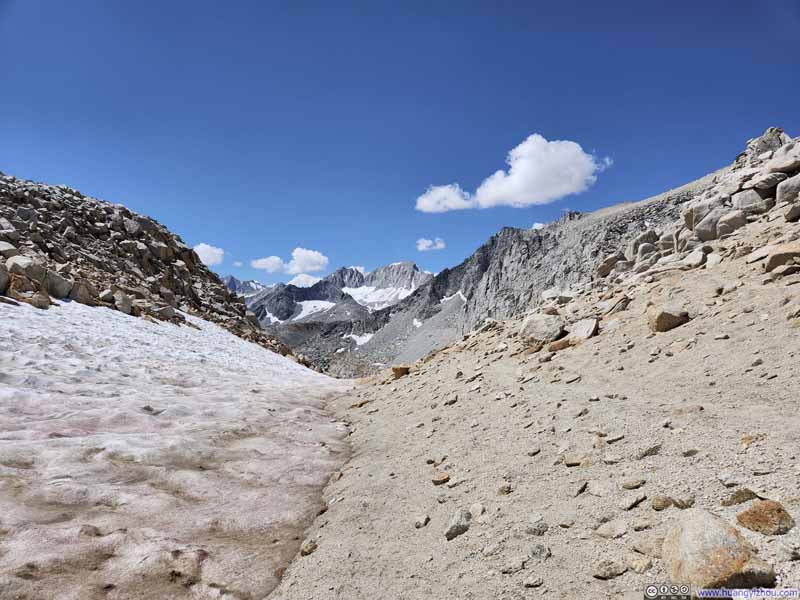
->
684 196 725 230
732 189 775 215
519 314 565 347
0 262 8 295
626 230 659 261
113 289 133 315
568 318 598 343
45 270 74 299
392 365 410 379
694 207 728 241
0 241 17 259
69 279 99 306
716 210 748 237
6 255 46 284
744 171 788 191
785 204 800 223
764 242 800 272
776 173 800 205
597 252 624 277
736 500 795 535
767 140 800 173
662 508 776 588
648 303 690 332
636 242 657 262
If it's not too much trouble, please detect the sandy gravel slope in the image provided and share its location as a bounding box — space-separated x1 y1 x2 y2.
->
0 301 351 599
272 217 800 599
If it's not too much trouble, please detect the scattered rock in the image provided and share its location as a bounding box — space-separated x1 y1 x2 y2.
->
648 304 690 332
444 509 472 541
592 559 627 580
736 500 795 535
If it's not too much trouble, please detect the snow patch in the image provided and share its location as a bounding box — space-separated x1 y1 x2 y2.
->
344 332 374 346
413 318 423 328
440 290 467 304
293 300 335 320
343 285 415 310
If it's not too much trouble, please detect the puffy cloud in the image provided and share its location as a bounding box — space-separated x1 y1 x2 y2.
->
416 237 446 252
287 273 321 287
193 243 225 266
415 184 473 213
251 256 284 272
232 260 243 267
531 222 545 230
286 247 329 274
251 248 330 282
415 134 610 212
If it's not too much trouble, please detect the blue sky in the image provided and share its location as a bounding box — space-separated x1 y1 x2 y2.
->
2 1 799 284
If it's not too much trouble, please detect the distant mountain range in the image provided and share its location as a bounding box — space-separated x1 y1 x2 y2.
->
221 275 269 297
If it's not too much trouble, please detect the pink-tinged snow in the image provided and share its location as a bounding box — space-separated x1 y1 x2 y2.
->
0 300 350 599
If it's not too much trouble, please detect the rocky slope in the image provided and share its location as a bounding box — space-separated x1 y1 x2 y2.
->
306 128 798 378
271 151 800 598
0 172 288 355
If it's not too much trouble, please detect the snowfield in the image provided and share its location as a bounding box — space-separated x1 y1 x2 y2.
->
0 300 350 599
341 285 415 310
292 300 335 321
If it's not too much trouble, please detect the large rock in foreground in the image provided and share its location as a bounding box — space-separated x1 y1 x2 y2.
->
662 509 776 589
647 303 691 332
519 314 565 347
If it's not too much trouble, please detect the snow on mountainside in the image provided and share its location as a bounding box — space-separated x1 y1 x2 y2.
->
0 299 349 598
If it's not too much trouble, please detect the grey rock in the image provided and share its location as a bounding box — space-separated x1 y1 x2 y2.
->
767 140 800 173
6 255 46 283
444 509 472 540
716 210 748 237
0 241 18 258
777 173 800 205
519 314 565 347
45 270 74 299
732 189 775 215
694 207 728 241
648 304 690 332
0 262 8 295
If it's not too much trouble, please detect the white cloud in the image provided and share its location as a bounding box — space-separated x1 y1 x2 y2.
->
193 243 225 266
531 222 545 230
416 237 446 252
287 273 321 287
232 260 243 267
251 248 330 275
286 247 329 274
251 256 285 272
415 134 611 212
349 265 366 274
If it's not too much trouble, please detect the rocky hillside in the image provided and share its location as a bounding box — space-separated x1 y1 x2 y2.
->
271 137 800 598
0 173 288 355
304 128 798 377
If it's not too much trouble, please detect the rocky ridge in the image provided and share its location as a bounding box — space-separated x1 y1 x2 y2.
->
293 128 799 378
271 133 800 597
0 172 289 355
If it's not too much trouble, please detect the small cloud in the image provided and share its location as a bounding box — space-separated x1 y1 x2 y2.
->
349 265 366 274
531 222 545 230
193 243 225 266
415 134 610 212
416 237 446 252
232 260 243 267
287 273 321 287
251 256 285 272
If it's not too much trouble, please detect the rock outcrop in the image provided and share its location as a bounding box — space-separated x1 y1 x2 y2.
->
0 172 288 355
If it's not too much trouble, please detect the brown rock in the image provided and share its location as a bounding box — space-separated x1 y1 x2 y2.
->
431 469 450 486
69 279 99 306
392 365 411 379
736 500 795 535
721 488 759 507
764 242 800 272
647 304 690 332
662 508 776 588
